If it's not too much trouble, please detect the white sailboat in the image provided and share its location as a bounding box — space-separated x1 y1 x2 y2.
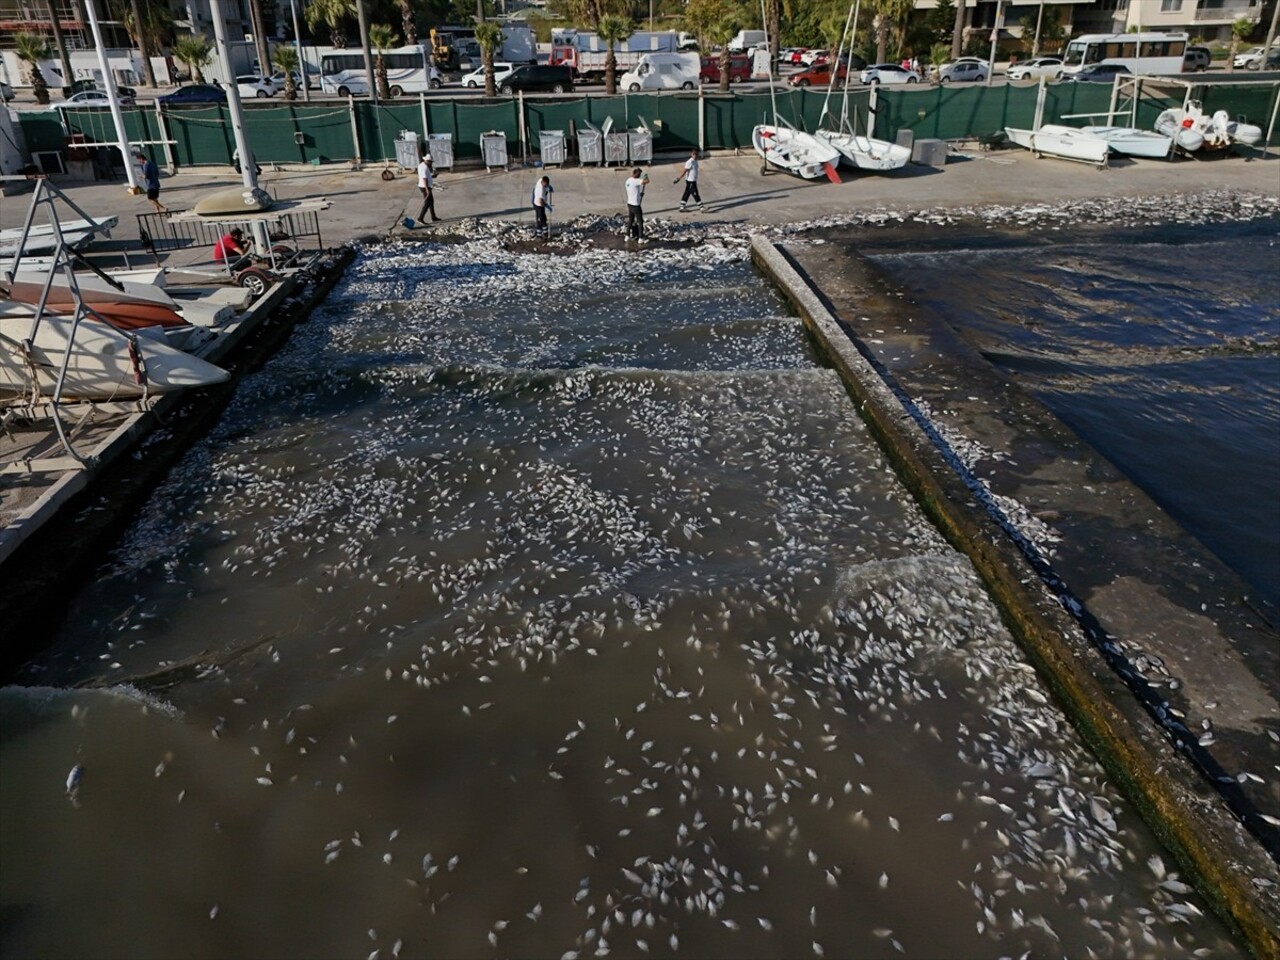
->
750 0 841 181
1080 126 1174 158
814 0 912 173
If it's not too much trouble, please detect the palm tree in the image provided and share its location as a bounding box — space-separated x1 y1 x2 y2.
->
708 14 739 93
951 0 966 59
872 0 914 64
1227 16 1254 72
369 23 398 98
475 20 503 97
273 44 300 99
174 35 213 83
14 32 51 105
598 14 633 94
45 0 74 94
398 0 417 45
125 0 158 86
306 0 357 48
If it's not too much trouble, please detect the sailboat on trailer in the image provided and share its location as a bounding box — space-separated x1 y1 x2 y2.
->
750 0 841 181
814 0 911 172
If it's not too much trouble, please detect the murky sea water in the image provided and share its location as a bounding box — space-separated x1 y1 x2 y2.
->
870 219 1280 610
1 239 1238 958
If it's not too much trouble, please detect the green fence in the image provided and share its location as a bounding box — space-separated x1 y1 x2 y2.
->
23 82 1279 172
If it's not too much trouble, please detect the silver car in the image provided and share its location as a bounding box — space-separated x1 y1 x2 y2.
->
936 59 989 83
859 63 921 85
1006 56 1064 81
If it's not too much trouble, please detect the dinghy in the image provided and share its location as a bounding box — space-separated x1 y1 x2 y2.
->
752 124 842 180
0 304 229 401
1154 102 1260 151
1005 124 1110 167
813 0 912 173
1080 126 1174 158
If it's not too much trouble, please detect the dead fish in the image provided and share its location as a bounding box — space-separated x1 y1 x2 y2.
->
65 764 84 798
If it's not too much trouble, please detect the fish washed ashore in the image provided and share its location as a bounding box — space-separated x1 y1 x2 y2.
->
0 189 1277 959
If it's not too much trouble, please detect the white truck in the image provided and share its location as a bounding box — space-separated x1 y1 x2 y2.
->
618 52 700 91
729 30 767 52
550 31 682 82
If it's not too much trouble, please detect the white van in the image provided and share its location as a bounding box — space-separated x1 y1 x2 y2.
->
619 52 700 91
729 30 767 52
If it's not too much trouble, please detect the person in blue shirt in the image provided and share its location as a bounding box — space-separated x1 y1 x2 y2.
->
133 150 166 213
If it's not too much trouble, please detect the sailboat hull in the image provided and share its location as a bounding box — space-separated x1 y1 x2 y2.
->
1005 125 1110 166
752 125 842 180
816 130 912 171
1080 126 1174 158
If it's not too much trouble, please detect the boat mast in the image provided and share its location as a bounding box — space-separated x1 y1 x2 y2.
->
820 0 858 130
760 0 780 126
840 0 862 133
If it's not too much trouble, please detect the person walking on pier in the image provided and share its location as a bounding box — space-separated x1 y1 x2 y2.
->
133 150 166 214
532 175 553 238
416 152 439 224
673 149 703 212
624 167 649 240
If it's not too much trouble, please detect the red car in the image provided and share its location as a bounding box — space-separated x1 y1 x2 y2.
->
787 62 849 87
700 55 751 84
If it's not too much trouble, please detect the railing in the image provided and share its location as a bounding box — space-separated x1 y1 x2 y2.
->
1193 2 1261 20
135 209 325 271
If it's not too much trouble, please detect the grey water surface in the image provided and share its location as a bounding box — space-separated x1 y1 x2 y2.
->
1 239 1237 959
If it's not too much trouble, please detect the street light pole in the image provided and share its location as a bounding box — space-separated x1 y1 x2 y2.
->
84 0 139 191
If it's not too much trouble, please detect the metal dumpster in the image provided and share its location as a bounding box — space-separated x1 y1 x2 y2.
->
604 132 629 166
481 131 508 171
577 127 602 166
628 127 653 164
393 130 420 171
426 132 454 170
539 130 567 167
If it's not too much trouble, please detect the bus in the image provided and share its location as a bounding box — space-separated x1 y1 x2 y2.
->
1060 32 1189 76
319 45 442 97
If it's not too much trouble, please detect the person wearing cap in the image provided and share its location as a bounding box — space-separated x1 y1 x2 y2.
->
532 175 553 238
213 227 251 272
673 148 703 213
624 167 649 240
416 152 439 224
133 150 165 213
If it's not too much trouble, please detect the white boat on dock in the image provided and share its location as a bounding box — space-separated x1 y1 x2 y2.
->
817 128 912 172
0 216 118 259
1004 124 1111 167
1154 102 1261 151
752 124 843 180
1081 126 1174 159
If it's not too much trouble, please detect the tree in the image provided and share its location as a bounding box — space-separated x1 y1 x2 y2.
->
45 0 75 94
398 0 417 45
475 20 503 96
708 10 741 93
370 23 398 98
14 32 51 105
683 0 738 91
871 0 915 64
125 0 158 86
174 35 213 83
818 8 846 68
306 0 357 48
598 14 633 94
1227 16 1254 72
273 43 300 99
950 0 965 59
248 0 272 82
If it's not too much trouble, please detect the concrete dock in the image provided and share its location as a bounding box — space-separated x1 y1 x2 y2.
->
2 145 1278 953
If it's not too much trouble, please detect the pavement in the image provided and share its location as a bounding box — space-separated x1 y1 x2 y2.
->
4 141 1278 255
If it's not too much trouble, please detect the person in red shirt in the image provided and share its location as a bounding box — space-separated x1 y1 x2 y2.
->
213 227 250 272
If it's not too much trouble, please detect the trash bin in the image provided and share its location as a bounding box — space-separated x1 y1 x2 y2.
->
628 127 653 164
577 128 602 166
426 132 454 170
481 131 508 171
539 130 567 167
604 131 629 166
394 130 420 172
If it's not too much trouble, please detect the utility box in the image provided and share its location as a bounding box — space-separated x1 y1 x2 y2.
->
394 130 420 171
895 128 914 153
481 131 508 171
577 127 602 165
911 137 947 168
426 133 454 170
604 131 629 166
539 130 567 167
628 127 653 164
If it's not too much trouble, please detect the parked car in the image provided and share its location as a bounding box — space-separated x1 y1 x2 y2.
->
235 75 276 99
1067 63 1131 83
778 47 807 64
1233 45 1280 70
936 59 989 82
499 64 574 94
55 89 136 108
1182 46 1211 72
787 62 849 87
860 63 921 85
461 62 515 88
1006 56 1064 81
699 54 751 84
269 70 314 90
800 49 830 66
158 83 228 105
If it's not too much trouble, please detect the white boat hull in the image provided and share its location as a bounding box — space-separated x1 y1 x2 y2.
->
1081 126 1174 159
752 125 841 180
0 308 229 401
1154 110 1208 152
815 130 912 171
1005 125 1110 166
0 216 119 258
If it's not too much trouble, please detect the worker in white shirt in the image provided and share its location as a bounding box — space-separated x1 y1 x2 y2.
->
624 167 649 240
673 148 704 212
416 153 439 224
532 175 553 237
